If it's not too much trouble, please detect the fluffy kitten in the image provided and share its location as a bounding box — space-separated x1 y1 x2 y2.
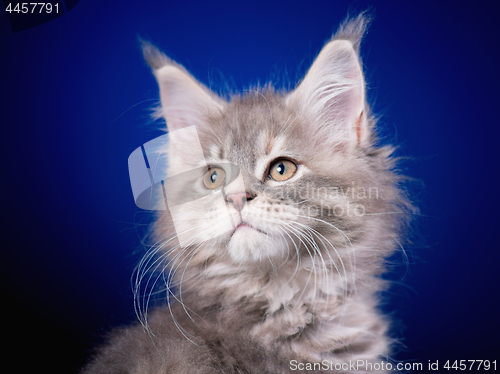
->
82 14 413 374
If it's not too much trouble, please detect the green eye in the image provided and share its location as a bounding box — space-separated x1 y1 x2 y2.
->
269 159 297 181
203 167 226 189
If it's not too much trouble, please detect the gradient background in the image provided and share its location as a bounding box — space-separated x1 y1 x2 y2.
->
1 0 499 372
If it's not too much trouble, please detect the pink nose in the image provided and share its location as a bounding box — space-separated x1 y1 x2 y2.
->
226 192 251 212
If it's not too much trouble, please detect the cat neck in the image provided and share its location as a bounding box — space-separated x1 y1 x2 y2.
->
173 254 388 361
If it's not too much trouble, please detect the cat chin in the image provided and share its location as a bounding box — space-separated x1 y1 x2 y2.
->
227 228 289 265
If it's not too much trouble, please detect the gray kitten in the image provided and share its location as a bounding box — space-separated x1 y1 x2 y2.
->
82 14 413 374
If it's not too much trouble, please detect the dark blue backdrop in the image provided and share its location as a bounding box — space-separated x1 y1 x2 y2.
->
1 0 499 372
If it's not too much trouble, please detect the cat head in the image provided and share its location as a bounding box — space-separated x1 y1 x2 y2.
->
143 15 404 269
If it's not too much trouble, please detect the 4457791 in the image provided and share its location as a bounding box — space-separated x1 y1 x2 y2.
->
443 360 497 371
5 2 59 14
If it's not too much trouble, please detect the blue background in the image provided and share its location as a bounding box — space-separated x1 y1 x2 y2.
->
1 0 499 372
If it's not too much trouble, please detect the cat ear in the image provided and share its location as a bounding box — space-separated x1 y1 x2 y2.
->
286 36 369 149
142 41 224 132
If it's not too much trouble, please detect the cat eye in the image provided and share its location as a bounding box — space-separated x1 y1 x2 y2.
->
268 159 297 182
203 167 226 189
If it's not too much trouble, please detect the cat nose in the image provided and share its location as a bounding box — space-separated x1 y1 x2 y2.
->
225 192 252 212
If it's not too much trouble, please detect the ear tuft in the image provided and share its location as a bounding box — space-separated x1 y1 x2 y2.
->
331 12 371 52
140 39 173 70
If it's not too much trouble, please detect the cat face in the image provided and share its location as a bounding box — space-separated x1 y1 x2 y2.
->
143 36 394 267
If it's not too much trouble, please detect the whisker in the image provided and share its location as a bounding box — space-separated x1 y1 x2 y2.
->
290 221 349 325
133 224 210 338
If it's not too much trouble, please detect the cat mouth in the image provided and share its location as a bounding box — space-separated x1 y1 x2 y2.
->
232 222 266 235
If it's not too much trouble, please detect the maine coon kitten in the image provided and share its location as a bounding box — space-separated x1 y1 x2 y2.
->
82 14 413 374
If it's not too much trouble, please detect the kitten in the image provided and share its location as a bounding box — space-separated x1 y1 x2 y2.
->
82 14 413 374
